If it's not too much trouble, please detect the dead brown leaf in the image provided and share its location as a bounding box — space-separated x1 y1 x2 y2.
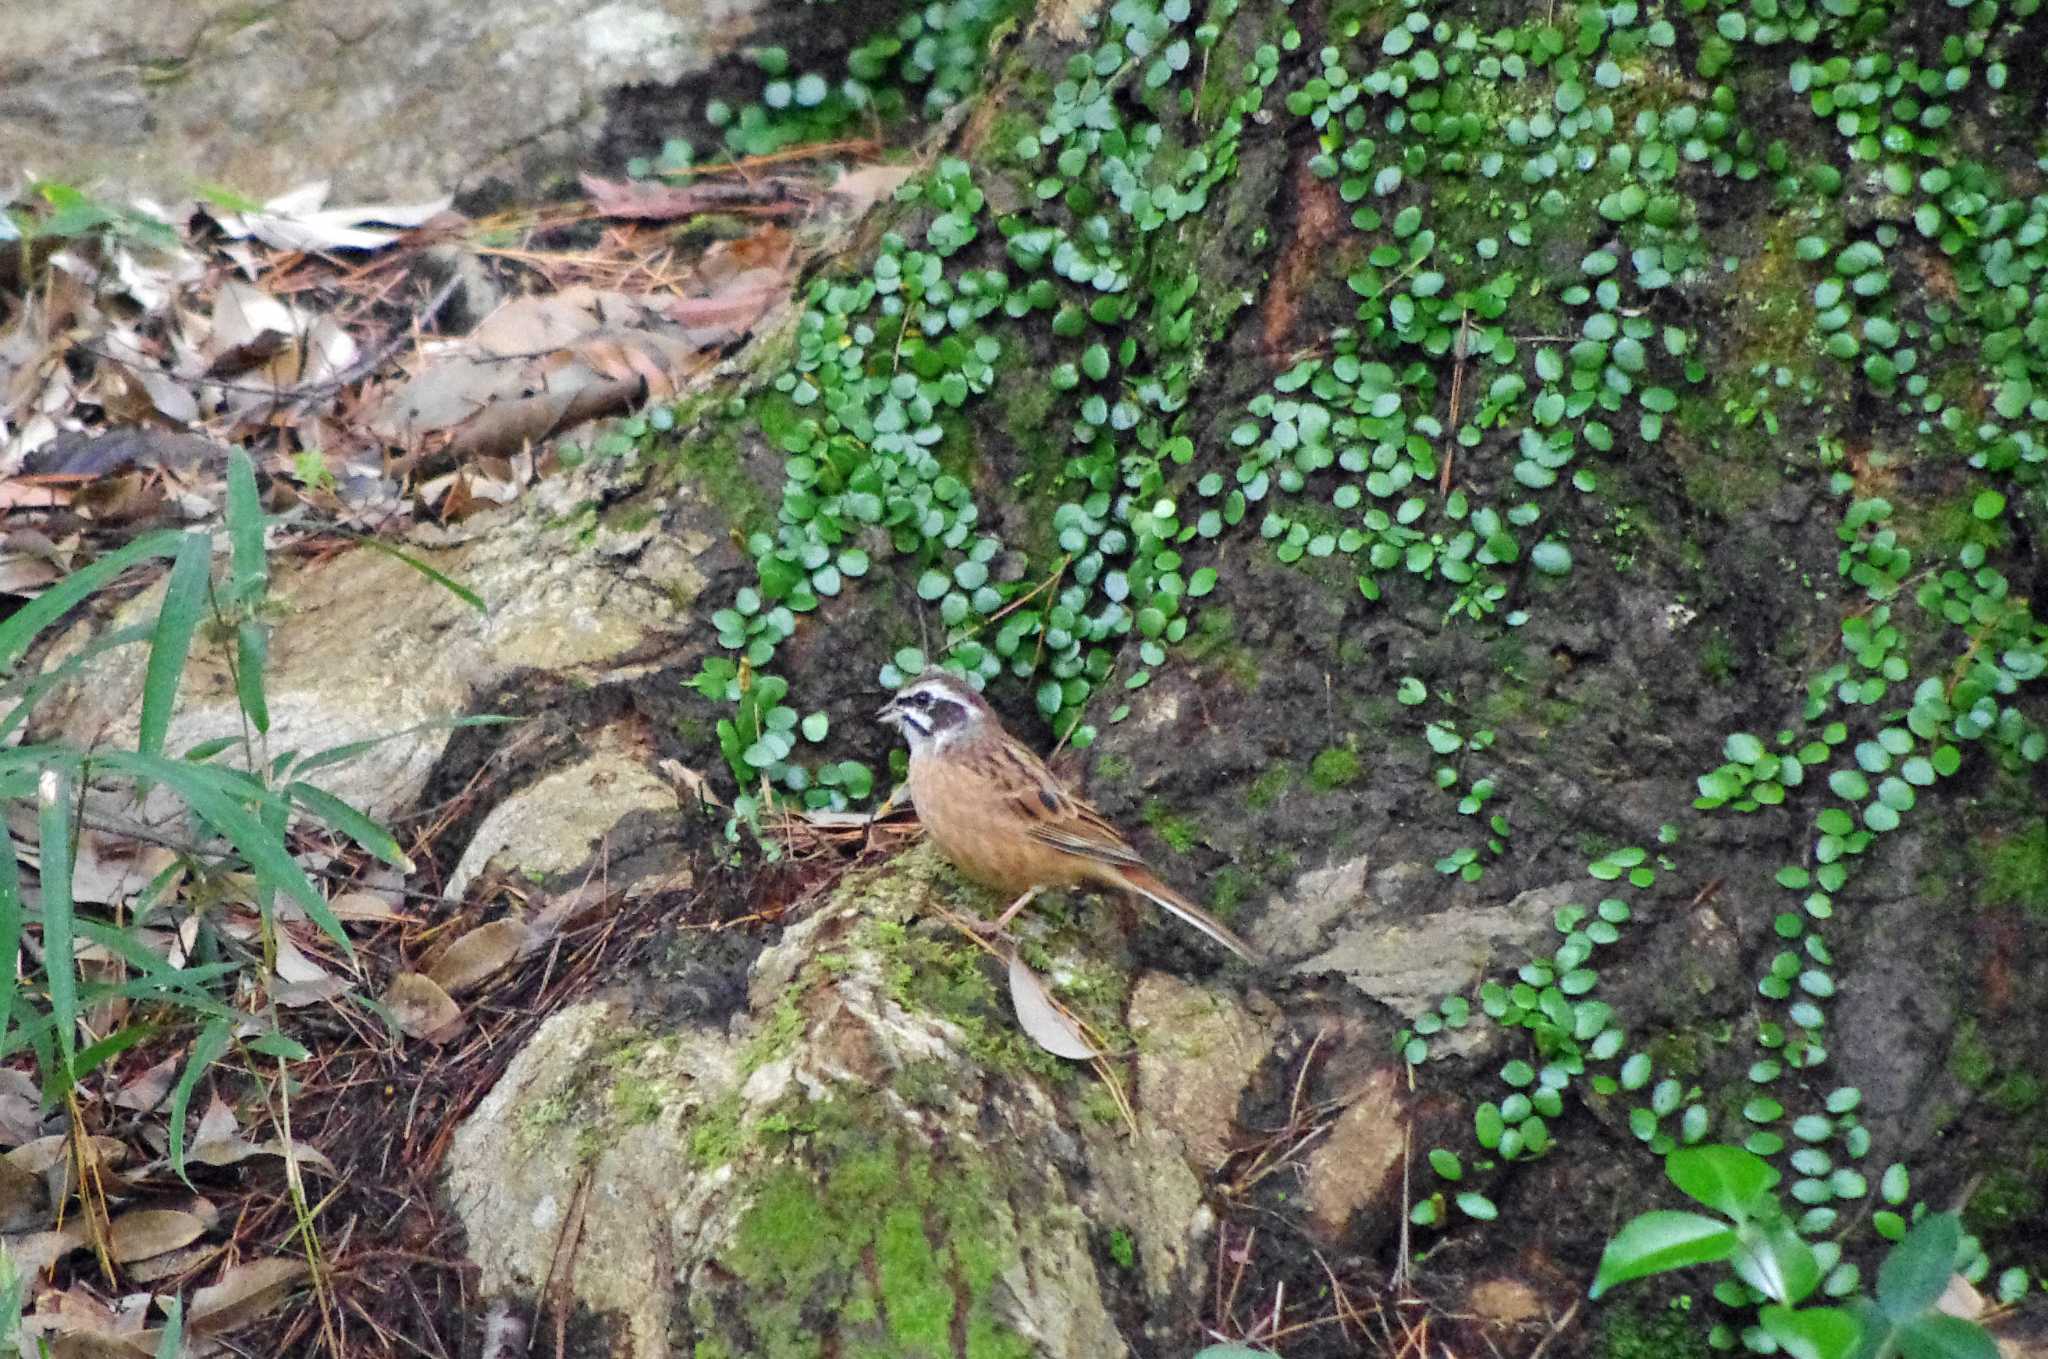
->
187 1255 310 1334
427 919 535 995
383 972 463 1042
108 1207 210 1263
326 890 410 923
579 173 810 222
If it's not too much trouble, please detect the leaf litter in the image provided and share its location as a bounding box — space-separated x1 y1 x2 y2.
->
0 150 892 579
0 141 925 1359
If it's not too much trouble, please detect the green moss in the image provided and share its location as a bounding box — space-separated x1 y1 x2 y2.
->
1970 820 2048 914
1919 492 2011 557
610 1069 671 1125
1245 764 1294 810
1093 752 1133 784
666 400 780 537
1948 1019 1996 1090
1308 744 1363 791
1963 1166 2043 1237
689 1092 745 1168
1990 1072 2043 1117
1208 865 1255 916
1646 1029 1712 1079
714 1107 1033 1359
1593 1300 1711 1359
1182 608 1260 687
868 917 1068 1079
1105 1226 1135 1271
1697 629 1738 686
1142 799 1201 853
740 990 809 1076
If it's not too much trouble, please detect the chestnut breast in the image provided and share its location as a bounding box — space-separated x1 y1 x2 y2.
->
905 746 1096 896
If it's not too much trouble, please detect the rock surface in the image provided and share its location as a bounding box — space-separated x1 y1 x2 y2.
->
444 844 1268 1357
0 0 762 203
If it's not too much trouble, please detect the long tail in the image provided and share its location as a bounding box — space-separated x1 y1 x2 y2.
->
1116 866 1261 963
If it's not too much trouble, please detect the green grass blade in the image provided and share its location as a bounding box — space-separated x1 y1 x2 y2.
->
0 528 184 673
286 781 412 870
167 1016 231 1184
139 532 214 760
288 714 519 778
0 1238 25 1344
235 617 271 733
153 1295 184 1359
36 763 78 1067
180 736 242 762
103 751 291 811
225 446 267 609
0 795 23 1062
89 751 351 954
0 623 153 744
345 534 487 612
46 1023 156 1105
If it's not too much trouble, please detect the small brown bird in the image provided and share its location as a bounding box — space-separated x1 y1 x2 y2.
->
876 670 1257 962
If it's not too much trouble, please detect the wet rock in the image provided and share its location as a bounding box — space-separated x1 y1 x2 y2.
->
0 0 766 204
445 843 1243 1357
1271 869 1570 1041
1465 1277 1546 1327
444 721 681 900
29 486 723 825
1129 971 1273 1173
1301 1066 1405 1242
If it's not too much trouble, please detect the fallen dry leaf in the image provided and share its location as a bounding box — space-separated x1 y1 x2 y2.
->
0 1219 89 1274
0 1154 45 1232
326 890 410 923
188 1255 309 1334
383 971 462 1042
206 181 454 253
1006 953 1102 1062
427 918 535 995
108 1207 210 1263
579 173 810 222
112 1055 179 1114
827 163 919 217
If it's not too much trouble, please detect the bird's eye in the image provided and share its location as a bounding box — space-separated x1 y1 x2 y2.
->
910 692 932 708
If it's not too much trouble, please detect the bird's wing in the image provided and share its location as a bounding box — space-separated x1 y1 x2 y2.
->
984 739 1149 870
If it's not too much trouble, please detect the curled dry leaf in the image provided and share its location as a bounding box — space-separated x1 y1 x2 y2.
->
205 180 454 253
0 1220 89 1274
826 163 919 216
326 890 410 923
190 1134 338 1178
579 173 811 222
6 1132 125 1175
124 1240 219 1284
427 918 535 995
0 1154 45 1232
187 1103 338 1176
108 1207 210 1263
384 971 463 1042
366 286 708 464
270 928 336 985
193 1094 238 1146
188 1256 310 1334
0 1067 42 1145
1006 952 1103 1062
113 1055 179 1113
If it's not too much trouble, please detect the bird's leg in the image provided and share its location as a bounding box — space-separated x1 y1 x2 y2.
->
972 885 1041 937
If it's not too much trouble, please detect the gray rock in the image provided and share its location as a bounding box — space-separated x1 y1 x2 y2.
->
0 0 763 204
445 843 1252 1357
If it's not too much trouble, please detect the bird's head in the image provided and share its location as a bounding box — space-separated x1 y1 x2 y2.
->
875 670 990 756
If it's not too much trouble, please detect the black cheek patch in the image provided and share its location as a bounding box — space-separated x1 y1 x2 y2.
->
925 700 967 734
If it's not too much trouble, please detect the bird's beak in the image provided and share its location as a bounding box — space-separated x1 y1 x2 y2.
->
875 698 900 723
